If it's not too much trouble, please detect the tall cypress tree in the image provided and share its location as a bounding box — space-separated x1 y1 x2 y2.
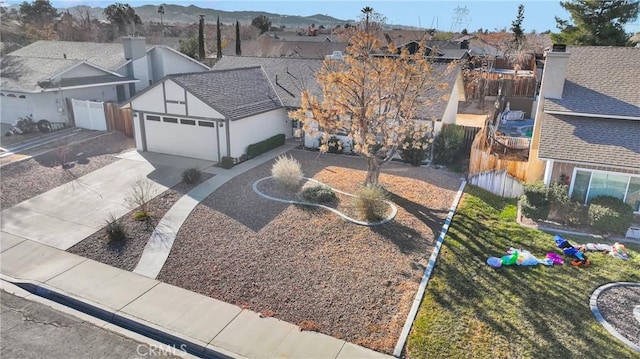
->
236 20 242 55
216 16 222 59
198 14 205 61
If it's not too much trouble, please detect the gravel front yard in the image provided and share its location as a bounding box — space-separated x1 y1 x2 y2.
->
67 175 211 271
158 150 462 354
1 131 134 210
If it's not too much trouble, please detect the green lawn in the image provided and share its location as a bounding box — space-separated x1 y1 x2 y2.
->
407 185 640 359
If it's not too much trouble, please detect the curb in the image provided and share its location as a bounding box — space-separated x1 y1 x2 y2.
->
1 275 240 359
589 282 640 352
392 180 467 357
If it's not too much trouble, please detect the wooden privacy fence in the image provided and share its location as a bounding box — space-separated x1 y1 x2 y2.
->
104 102 133 137
465 75 537 100
442 123 481 154
469 169 524 198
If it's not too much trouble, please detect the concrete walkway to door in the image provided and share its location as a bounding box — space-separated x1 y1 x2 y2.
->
133 142 299 279
0 151 214 250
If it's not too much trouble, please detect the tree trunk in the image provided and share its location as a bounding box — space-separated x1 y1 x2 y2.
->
364 157 381 185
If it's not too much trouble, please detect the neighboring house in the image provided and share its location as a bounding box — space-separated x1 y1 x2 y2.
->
535 46 640 214
125 66 289 162
0 37 209 127
220 37 348 59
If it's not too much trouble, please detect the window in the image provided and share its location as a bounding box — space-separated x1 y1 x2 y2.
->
570 169 640 212
18 95 26 99
199 121 215 127
181 119 196 125
627 177 640 212
163 117 178 123
146 115 161 121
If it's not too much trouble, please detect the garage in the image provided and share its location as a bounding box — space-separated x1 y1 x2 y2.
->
0 92 31 125
128 67 290 162
143 114 219 161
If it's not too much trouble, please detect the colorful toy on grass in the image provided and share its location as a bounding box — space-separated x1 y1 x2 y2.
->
486 248 553 268
554 235 590 266
580 242 630 260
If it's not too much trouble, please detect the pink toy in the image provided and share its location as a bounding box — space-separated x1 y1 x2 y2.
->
546 252 564 265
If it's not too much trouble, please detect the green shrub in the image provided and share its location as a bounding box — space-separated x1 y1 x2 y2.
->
105 213 126 242
220 156 234 169
587 196 634 234
433 124 464 165
547 183 586 226
399 130 432 166
271 155 303 190
301 185 336 203
519 196 549 221
523 181 549 207
247 134 286 158
182 167 202 184
354 185 388 221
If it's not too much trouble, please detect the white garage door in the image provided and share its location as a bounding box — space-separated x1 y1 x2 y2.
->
144 114 219 161
0 93 31 125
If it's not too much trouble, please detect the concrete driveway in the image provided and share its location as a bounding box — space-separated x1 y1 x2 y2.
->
0 151 215 250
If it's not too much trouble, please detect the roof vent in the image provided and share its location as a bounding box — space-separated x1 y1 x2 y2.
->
551 44 566 52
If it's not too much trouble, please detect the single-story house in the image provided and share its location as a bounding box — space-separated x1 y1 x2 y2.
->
126 66 290 162
0 37 209 127
212 56 465 151
535 46 640 214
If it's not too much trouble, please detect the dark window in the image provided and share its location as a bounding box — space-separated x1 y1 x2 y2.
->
18 95 26 99
181 119 196 125
7 94 16 98
116 85 126 102
163 117 178 123
146 115 161 121
199 121 216 127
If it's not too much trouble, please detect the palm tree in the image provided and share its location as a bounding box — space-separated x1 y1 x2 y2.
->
361 6 373 31
157 5 165 25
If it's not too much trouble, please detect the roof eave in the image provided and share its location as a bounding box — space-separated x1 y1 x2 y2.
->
544 110 640 121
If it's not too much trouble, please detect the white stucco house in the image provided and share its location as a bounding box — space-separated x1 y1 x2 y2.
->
125 66 290 162
0 37 209 127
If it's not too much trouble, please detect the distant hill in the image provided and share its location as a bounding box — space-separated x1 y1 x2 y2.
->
59 4 355 28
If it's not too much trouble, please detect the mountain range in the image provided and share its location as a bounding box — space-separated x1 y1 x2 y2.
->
56 4 356 28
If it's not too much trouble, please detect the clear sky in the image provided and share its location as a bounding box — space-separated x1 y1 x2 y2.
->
13 0 640 33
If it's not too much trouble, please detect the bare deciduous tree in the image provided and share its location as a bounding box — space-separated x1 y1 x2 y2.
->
289 27 454 185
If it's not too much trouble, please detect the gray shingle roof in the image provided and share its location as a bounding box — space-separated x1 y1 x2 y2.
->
0 56 81 92
544 46 640 118
538 112 640 169
222 38 348 59
212 56 323 108
169 67 283 121
9 40 136 71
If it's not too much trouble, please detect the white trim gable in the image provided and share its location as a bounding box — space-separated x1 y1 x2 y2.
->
50 61 125 81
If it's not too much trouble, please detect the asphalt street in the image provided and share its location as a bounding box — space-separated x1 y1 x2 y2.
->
0 290 184 359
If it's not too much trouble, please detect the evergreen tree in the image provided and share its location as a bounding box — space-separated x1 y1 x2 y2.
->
216 16 222 59
511 4 525 46
236 21 242 56
553 0 639 46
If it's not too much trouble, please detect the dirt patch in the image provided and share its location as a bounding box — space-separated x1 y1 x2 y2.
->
67 174 212 271
157 150 461 354
1 132 134 210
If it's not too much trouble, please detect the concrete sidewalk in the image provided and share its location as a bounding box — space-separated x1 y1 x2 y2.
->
133 143 299 279
1 235 391 359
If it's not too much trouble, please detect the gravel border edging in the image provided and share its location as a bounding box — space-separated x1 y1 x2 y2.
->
253 176 398 226
392 180 467 357
590 282 640 352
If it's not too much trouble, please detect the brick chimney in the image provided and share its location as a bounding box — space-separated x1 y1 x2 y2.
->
539 44 570 100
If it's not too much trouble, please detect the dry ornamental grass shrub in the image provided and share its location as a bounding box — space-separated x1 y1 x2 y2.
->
271 155 303 190
354 184 388 221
